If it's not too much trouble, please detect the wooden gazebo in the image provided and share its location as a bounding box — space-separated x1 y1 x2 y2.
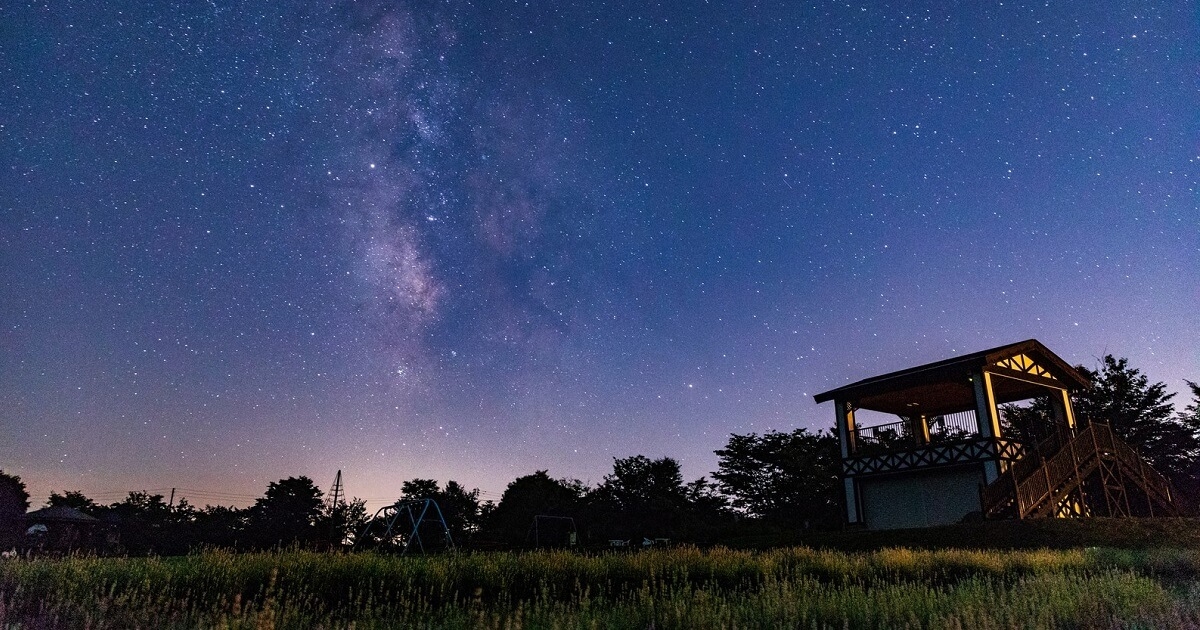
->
23 505 105 553
814 340 1177 529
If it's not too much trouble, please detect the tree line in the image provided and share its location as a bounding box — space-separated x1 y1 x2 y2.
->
1 354 1197 554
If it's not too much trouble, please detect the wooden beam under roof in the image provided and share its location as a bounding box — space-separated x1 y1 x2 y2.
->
814 339 1089 415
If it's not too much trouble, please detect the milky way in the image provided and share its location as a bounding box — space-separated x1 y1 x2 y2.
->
314 2 616 401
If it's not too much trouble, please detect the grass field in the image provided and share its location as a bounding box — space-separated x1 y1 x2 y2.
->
4 541 1200 629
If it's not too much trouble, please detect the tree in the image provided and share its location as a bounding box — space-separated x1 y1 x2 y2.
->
320 497 369 548
712 428 841 528
1178 381 1200 437
590 455 699 541
1172 381 1200 504
0 471 29 548
482 470 586 546
596 455 686 511
398 479 483 546
677 475 734 542
47 490 100 515
111 491 170 518
437 480 483 542
999 397 1056 444
248 476 325 548
193 504 248 549
1074 356 1200 481
400 479 441 502
105 491 174 554
684 476 728 515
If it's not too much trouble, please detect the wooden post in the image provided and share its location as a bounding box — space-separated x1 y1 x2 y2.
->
842 477 859 525
973 371 1001 483
915 415 931 445
835 400 860 525
835 399 856 458
1040 464 1053 518
1012 468 1022 518
1143 457 1155 517
1058 388 1077 430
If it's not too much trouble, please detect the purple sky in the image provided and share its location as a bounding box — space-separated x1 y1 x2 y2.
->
3 0 1197 510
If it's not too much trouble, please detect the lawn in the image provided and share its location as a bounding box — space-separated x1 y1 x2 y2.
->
4 542 1200 628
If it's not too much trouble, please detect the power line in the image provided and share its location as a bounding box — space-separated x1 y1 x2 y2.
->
35 482 504 506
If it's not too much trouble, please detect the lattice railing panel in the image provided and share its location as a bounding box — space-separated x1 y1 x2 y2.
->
843 438 1022 476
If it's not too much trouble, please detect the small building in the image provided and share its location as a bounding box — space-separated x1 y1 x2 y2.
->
24 506 106 553
814 339 1177 530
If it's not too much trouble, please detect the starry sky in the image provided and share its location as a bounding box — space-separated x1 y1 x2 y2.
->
3 1 1197 509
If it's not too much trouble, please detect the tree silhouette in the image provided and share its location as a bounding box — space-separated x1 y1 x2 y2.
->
1171 381 1200 506
1074 356 1200 481
483 470 585 546
398 479 482 546
103 491 173 554
319 497 369 548
1179 381 1200 431
400 479 441 501
999 397 1057 444
0 471 29 549
590 455 710 541
248 476 324 548
48 490 101 515
597 455 686 510
712 428 840 527
193 505 248 549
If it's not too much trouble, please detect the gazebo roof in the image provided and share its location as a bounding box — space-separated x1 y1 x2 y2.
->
25 505 100 523
813 339 1089 416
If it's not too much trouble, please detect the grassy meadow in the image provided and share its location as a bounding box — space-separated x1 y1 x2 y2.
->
4 541 1200 628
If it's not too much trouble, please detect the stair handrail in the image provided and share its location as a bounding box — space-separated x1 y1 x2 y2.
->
1014 423 1098 518
1012 422 1177 518
982 421 1179 519
981 422 1074 516
1091 424 1175 505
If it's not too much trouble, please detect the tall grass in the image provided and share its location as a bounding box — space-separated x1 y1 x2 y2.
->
2 546 1199 628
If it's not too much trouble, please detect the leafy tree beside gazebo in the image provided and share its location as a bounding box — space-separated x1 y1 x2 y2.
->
1002 355 1200 496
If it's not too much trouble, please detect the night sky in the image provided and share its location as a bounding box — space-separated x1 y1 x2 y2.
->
3 1 1197 509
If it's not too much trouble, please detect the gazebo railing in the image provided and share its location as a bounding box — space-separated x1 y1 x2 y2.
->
928 410 980 441
853 420 911 452
852 410 981 454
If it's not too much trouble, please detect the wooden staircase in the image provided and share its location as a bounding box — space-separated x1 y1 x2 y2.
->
981 423 1178 519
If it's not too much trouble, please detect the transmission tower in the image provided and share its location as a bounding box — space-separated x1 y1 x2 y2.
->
328 469 345 511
